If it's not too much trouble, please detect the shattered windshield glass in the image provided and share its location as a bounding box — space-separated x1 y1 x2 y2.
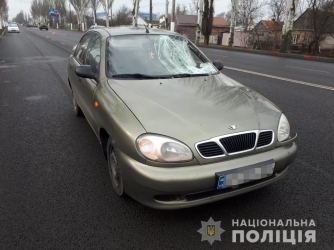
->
106 35 218 78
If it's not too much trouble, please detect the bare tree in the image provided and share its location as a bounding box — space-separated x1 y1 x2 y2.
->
90 0 100 25
267 0 286 21
0 0 8 29
306 0 334 54
188 0 199 15
238 0 262 32
69 0 90 30
100 0 114 27
202 0 214 45
176 4 188 15
113 5 132 26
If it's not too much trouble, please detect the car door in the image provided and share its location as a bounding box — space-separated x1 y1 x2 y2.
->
78 32 102 133
68 32 92 109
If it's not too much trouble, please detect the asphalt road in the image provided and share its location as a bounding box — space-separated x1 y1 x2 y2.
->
1 27 333 250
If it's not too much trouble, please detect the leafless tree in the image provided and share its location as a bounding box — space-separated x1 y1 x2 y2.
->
176 4 188 15
69 0 90 30
0 0 8 24
267 0 286 21
90 0 100 25
188 0 199 15
238 0 262 32
113 5 132 26
202 0 214 45
100 0 114 27
306 0 334 54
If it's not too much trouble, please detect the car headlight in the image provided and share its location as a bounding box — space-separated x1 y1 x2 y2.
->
136 134 193 162
277 113 290 142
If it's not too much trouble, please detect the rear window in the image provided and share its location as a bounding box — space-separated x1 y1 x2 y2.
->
9 24 18 27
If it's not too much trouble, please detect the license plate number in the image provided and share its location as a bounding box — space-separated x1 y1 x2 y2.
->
216 159 275 190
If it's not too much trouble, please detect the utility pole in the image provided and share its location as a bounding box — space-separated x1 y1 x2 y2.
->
165 0 169 29
229 0 239 47
171 0 175 31
196 0 203 44
150 0 152 26
105 0 109 27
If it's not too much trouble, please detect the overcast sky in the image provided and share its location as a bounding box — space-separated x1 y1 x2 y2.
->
8 0 230 20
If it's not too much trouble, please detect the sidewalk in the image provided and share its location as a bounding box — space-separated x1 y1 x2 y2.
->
197 44 334 64
0 27 7 40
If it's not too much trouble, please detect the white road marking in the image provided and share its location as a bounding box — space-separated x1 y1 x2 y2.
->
61 43 65 45
287 65 330 74
53 32 66 36
225 66 334 91
51 39 55 41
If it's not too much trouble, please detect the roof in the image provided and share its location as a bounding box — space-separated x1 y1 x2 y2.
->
91 26 179 38
175 14 229 27
257 20 284 32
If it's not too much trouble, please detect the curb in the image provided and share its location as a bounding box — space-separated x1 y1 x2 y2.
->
0 27 7 40
198 44 334 64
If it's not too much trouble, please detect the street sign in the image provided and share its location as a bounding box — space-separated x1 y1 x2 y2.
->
5 11 8 17
49 9 60 18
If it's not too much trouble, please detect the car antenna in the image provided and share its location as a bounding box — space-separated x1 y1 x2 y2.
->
144 25 150 34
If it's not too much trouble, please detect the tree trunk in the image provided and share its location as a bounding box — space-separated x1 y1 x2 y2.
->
312 41 318 55
204 36 209 45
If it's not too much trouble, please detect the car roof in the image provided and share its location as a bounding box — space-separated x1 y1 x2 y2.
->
89 26 180 38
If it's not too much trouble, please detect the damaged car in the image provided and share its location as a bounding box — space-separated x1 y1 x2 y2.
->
68 27 297 209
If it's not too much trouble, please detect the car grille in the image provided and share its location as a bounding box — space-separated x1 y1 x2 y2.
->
196 130 274 158
220 132 256 153
256 131 273 147
197 142 224 157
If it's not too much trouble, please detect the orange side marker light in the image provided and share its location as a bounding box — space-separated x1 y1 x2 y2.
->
94 102 99 107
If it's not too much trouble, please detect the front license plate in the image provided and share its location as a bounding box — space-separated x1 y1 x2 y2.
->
216 159 275 190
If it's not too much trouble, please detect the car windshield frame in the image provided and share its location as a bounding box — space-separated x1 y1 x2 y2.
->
105 34 219 79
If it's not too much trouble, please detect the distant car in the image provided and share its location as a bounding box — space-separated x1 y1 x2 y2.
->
39 23 48 31
89 25 105 30
68 27 297 209
8 24 20 33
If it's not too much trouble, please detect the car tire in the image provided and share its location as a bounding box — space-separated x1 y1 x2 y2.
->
107 138 126 197
46 29 48 31
72 93 83 117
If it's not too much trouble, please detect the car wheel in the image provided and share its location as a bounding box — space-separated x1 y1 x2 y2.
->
107 138 126 197
46 29 48 31
72 93 83 117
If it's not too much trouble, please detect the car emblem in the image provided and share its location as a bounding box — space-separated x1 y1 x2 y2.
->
228 125 239 130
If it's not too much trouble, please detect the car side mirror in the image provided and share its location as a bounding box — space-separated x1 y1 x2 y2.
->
213 60 224 72
76 65 96 80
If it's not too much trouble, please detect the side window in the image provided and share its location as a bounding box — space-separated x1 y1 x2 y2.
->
85 34 101 74
75 33 92 64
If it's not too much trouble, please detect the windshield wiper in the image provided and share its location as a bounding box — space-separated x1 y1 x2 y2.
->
171 73 211 78
112 73 170 79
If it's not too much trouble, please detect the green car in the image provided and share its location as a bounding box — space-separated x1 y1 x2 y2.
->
68 27 297 209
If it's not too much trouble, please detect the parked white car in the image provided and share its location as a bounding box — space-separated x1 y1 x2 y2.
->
8 24 20 33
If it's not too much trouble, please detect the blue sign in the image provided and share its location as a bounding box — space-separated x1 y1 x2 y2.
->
49 9 60 18
8 21 12 25
5 11 8 16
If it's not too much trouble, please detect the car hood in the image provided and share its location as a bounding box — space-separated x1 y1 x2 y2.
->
108 74 282 147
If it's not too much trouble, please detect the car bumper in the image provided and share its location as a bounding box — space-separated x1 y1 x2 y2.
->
8 30 19 33
118 139 297 210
